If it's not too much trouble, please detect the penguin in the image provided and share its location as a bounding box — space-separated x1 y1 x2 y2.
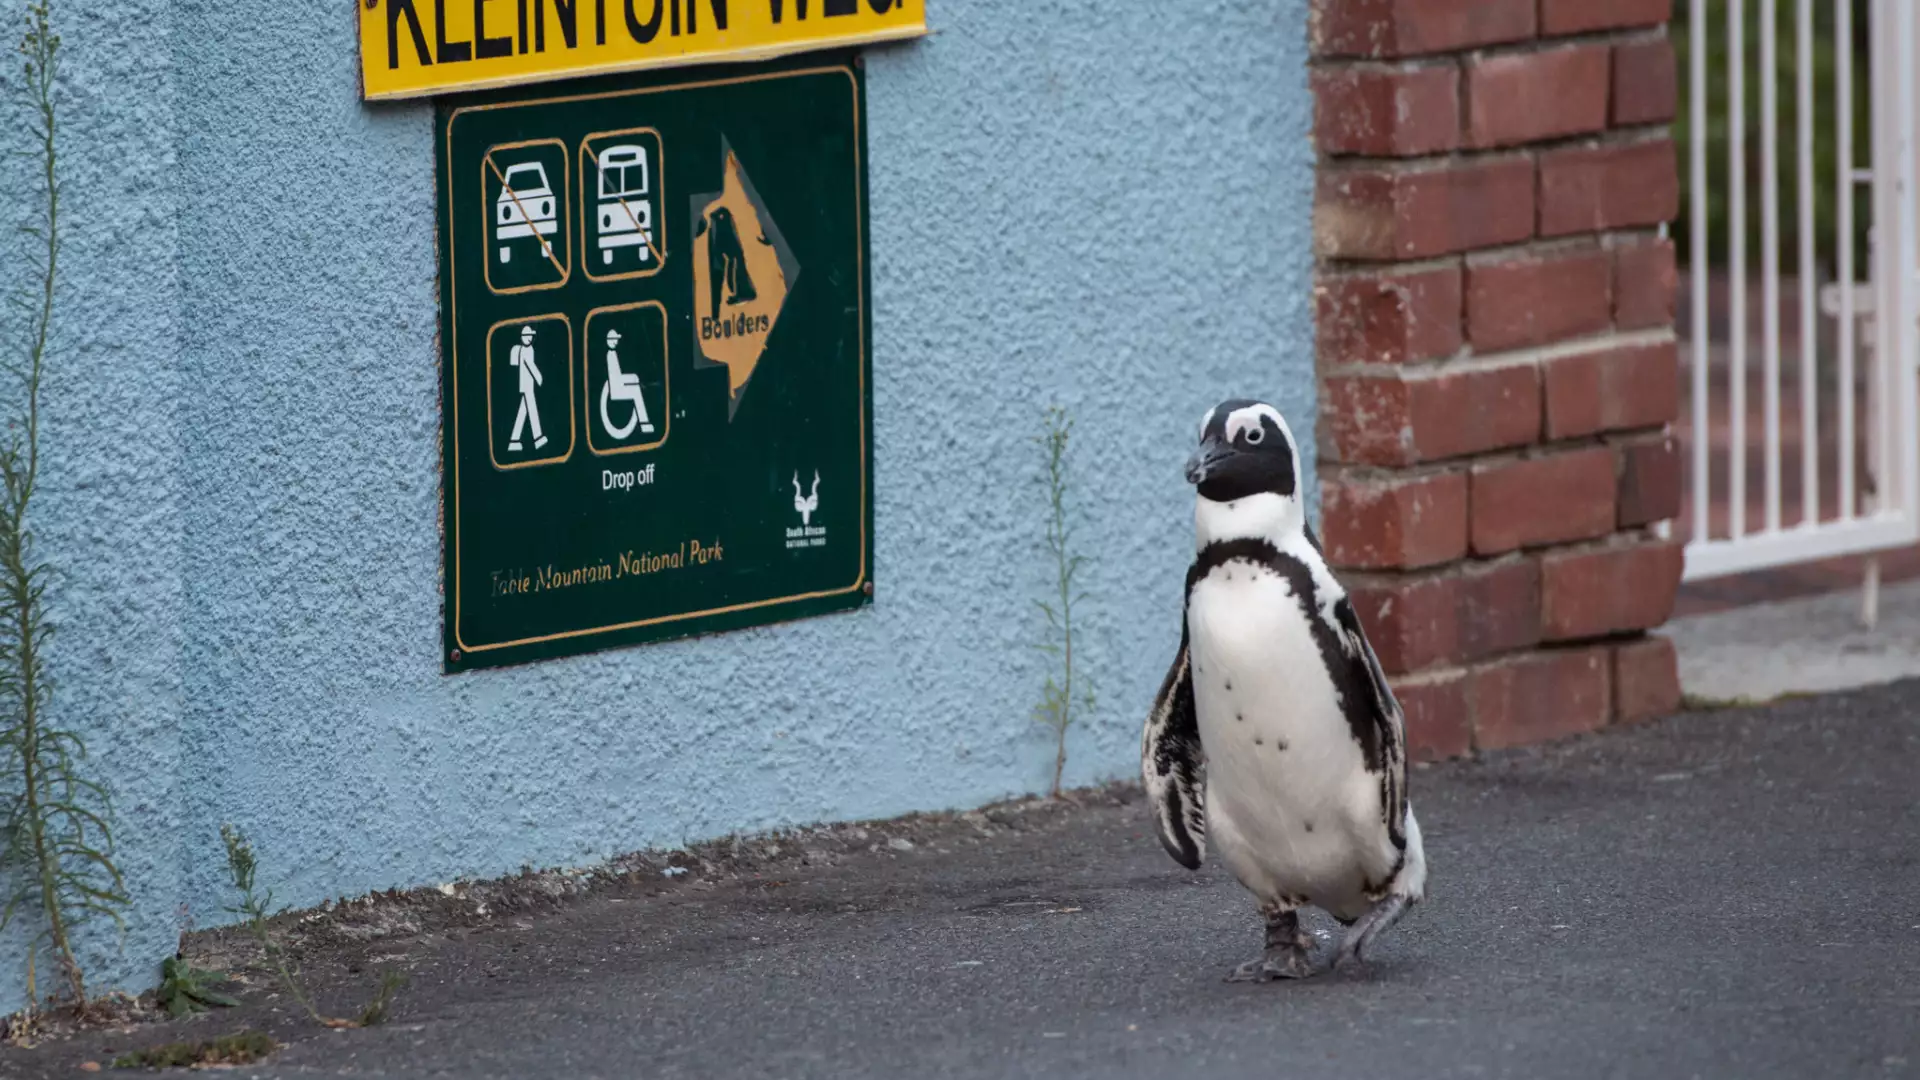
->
1141 398 1427 980
700 205 757 321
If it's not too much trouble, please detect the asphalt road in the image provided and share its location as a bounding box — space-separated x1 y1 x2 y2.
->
9 683 1920 1078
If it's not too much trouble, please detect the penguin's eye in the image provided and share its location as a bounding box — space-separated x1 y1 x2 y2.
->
1244 428 1264 445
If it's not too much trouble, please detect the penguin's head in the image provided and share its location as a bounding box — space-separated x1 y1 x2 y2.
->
1185 399 1304 544
1186 399 1299 501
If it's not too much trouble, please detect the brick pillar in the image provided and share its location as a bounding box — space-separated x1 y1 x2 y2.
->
1310 0 1685 760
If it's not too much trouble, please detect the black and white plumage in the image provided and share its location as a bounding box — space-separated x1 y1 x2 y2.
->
1141 399 1427 980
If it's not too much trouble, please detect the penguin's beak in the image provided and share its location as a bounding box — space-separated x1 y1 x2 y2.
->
1185 436 1235 486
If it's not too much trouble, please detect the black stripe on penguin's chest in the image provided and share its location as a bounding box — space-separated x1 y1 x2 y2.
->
1184 537 1384 771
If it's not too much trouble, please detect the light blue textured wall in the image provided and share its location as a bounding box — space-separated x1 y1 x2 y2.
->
0 0 187 1010
0 0 1313 1009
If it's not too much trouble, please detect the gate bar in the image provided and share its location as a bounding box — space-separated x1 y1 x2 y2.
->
1838 0 1855 523
1797 0 1818 528
1729 0 1748 542
1691 0 1711 545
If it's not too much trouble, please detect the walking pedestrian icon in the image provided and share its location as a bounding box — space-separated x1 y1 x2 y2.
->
584 302 669 456
509 325 549 452
487 315 573 469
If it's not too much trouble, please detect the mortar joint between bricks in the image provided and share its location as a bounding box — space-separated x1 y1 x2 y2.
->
1487 445 1583 471
1555 423 1673 448
1315 123 1671 174
1314 344 1469 375
1465 440 1607 472
1458 643 1586 674
1530 640 1627 657
1514 433 1645 461
1599 228 1671 250
1461 25 1670 60
1318 253 1464 280
1342 550 1533 589
1463 549 1543 573
1462 234 1609 266
1317 148 1534 176
1601 428 1676 448
1620 522 1681 545
1539 530 1677 559
1320 228 1662 274
1390 663 1474 688
1589 628 1666 647
1597 121 1679 143
1533 128 1675 158
1323 326 1674 380
1463 326 1677 367
1320 460 1470 485
1309 55 1461 76
1602 25 1672 48
1340 565 1440 590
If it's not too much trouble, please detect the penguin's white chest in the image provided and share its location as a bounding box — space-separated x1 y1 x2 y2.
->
1186 564 1389 912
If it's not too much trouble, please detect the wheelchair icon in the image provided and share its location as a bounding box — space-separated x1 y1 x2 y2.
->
597 327 654 440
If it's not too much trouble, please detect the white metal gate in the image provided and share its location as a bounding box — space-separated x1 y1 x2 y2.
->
1682 0 1920 594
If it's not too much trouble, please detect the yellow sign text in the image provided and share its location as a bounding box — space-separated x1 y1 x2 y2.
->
360 0 924 100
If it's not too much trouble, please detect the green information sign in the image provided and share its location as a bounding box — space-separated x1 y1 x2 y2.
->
436 57 873 673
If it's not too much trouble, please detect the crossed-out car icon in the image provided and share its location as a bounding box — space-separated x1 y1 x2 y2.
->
496 161 558 264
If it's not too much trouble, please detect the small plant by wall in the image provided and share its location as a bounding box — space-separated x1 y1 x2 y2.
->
0 0 127 1007
222 825 404 1028
1033 406 1091 800
153 956 237 1018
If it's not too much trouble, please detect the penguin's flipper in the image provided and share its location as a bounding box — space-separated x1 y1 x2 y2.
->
1330 596 1410 850
1142 632 1206 870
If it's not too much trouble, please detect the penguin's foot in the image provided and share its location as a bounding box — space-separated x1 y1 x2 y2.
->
1225 947 1315 982
1225 905 1317 983
1334 894 1410 971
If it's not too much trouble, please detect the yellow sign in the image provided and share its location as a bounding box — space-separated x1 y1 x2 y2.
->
692 150 791 415
359 0 925 101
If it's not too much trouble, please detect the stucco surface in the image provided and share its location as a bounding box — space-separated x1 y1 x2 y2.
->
0 0 186 1011
0 0 1313 1009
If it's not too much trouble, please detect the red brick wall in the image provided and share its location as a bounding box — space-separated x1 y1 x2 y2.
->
1311 0 1684 760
